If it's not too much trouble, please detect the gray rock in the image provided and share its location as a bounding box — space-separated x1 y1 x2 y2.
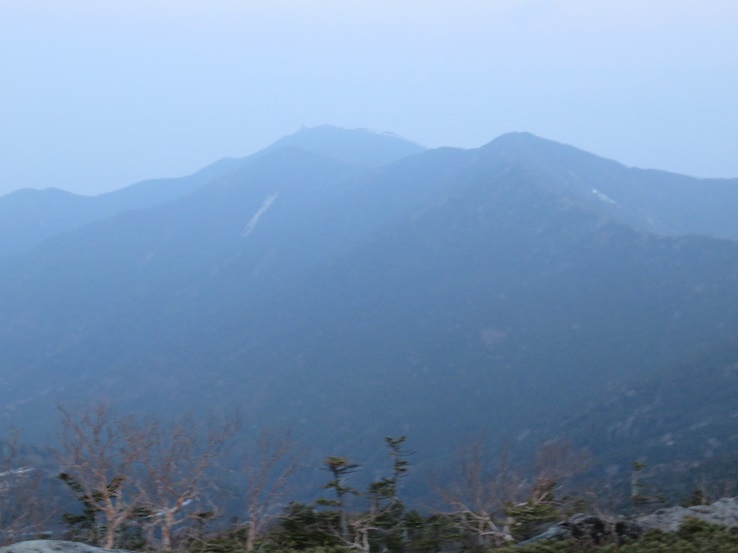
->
637 497 738 532
0 541 133 553
512 497 738 547
516 513 641 547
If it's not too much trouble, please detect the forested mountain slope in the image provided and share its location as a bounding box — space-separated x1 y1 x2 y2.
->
1 129 738 481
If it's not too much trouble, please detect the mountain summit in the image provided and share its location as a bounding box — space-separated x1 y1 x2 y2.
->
264 125 426 166
479 132 738 240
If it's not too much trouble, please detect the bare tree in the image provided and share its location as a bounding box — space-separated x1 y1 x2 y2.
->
141 414 238 551
437 435 591 547
504 439 591 541
57 403 151 549
334 510 378 553
434 435 516 548
240 429 301 552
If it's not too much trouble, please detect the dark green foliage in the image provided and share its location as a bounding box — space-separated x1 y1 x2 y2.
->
304 437 416 553
114 520 149 552
365 436 411 553
57 471 151 548
504 501 560 542
318 456 360 541
271 502 342 550
58 472 104 544
20 428 738 553
189 527 249 553
404 512 459 553
320 456 360 502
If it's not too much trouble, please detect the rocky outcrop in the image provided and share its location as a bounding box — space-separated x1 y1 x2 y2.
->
516 514 642 547
637 497 738 532
0 541 132 553
516 497 738 547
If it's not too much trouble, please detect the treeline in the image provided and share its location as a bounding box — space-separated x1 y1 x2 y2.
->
0 404 727 552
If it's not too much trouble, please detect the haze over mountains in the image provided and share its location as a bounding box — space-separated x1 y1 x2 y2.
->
2 126 738 494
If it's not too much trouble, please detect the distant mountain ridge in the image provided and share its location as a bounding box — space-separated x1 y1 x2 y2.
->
0 126 425 258
0 158 241 258
481 132 738 240
4 129 738 260
2 127 738 490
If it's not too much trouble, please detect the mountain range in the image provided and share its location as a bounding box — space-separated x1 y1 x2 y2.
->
0 125 423 258
2 126 738 496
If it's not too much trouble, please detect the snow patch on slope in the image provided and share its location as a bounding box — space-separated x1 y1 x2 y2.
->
592 188 617 204
241 193 279 237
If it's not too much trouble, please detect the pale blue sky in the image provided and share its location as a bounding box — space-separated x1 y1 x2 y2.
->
1 1 737 196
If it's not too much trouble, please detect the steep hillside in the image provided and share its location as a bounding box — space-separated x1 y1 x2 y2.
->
560 335 738 501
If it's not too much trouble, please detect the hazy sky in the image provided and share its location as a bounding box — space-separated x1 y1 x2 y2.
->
1 1 737 197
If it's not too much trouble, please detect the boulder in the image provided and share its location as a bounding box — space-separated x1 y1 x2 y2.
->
0 541 132 553
516 513 642 547
516 497 738 547
637 497 738 532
